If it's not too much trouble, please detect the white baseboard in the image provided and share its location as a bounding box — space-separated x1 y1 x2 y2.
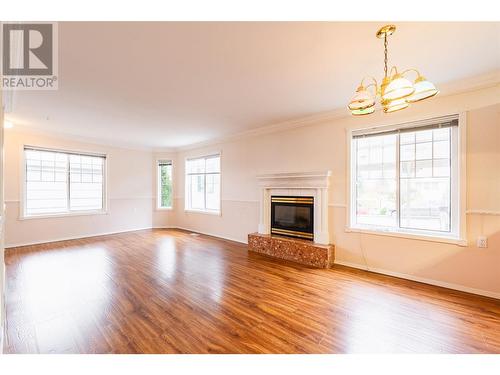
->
4 226 155 249
174 226 248 245
334 259 500 300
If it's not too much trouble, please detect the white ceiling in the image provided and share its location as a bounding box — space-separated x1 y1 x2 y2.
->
7 22 500 149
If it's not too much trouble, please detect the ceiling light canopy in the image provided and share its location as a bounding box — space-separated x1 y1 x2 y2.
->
348 25 439 116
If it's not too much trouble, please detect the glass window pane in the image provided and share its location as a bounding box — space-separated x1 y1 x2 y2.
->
433 128 450 141
159 164 173 208
400 161 415 178
433 140 450 159
355 134 397 228
189 174 205 210
369 143 382 164
416 142 432 160
357 139 369 165
433 158 450 177
400 132 415 145
399 127 452 232
82 173 92 183
415 160 432 178
69 154 104 211
206 174 220 210
400 178 450 231
25 150 69 216
205 156 220 173
356 179 397 227
185 155 220 212
400 144 415 161
416 130 433 143
186 158 205 174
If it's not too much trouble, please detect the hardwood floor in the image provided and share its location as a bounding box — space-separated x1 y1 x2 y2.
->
3 229 500 354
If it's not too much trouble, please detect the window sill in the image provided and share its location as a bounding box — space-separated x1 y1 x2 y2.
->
184 209 221 216
19 210 108 220
345 226 467 246
156 207 173 211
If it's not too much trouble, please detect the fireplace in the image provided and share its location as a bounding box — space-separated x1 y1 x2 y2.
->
271 196 314 240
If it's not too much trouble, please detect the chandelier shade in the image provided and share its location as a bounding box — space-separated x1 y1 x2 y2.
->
406 76 439 103
382 74 415 101
351 106 375 116
348 86 375 110
348 25 438 115
383 98 409 113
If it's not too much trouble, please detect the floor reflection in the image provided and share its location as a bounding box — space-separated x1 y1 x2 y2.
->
341 284 456 353
14 246 112 321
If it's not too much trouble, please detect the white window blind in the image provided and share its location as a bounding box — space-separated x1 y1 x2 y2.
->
24 147 106 217
185 154 220 213
350 116 460 238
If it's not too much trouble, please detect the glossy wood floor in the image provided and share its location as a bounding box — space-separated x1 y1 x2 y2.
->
3 229 500 354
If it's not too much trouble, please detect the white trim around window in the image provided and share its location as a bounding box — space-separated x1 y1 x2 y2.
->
184 152 221 215
20 145 108 219
346 113 467 246
156 159 174 210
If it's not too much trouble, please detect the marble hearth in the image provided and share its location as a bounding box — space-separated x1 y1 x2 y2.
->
248 233 334 268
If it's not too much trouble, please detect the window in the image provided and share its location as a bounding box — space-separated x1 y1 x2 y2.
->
24 146 106 217
350 116 461 239
157 160 173 209
185 154 220 213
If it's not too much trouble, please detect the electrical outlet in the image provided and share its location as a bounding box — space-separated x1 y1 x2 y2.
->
477 236 488 248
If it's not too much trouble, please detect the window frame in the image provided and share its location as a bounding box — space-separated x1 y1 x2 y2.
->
184 152 221 215
346 114 467 246
156 159 173 210
20 145 108 220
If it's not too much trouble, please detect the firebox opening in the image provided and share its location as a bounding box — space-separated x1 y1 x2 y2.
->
271 196 314 240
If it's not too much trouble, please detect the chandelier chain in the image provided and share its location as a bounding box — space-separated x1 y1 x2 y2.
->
384 34 388 78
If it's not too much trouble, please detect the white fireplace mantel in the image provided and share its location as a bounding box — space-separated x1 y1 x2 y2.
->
256 171 332 245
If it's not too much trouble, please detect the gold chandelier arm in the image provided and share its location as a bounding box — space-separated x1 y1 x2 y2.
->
400 68 422 79
360 76 378 88
389 66 398 77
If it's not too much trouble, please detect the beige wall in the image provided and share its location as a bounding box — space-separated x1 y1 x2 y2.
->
4 130 156 247
172 85 500 298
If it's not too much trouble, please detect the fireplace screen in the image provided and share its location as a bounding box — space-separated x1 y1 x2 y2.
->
271 196 314 240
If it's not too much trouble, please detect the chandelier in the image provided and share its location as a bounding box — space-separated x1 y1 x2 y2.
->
348 25 439 115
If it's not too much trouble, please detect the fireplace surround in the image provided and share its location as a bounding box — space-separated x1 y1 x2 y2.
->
256 171 331 245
